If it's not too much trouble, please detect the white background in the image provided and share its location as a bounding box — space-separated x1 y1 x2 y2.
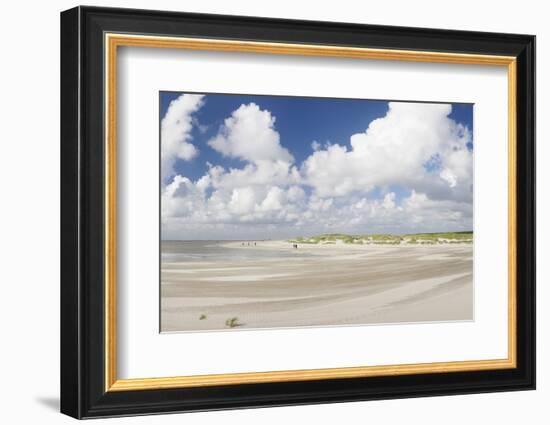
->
118 48 508 378
0 1 545 424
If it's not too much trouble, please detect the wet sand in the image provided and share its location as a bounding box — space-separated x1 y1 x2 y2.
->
161 241 473 332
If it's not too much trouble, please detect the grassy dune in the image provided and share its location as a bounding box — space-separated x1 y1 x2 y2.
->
288 231 473 245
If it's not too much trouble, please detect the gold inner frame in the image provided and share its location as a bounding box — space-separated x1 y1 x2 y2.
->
104 33 517 392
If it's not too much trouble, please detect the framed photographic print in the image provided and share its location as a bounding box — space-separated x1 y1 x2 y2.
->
60 6 535 419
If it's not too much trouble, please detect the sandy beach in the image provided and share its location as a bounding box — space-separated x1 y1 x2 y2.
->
160 240 473 332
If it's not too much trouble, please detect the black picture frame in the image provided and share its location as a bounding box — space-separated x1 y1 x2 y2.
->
61 5 535 419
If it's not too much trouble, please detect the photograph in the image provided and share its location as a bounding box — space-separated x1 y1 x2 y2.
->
160 92 474 332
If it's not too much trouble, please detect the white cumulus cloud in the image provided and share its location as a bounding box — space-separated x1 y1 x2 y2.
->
161 94 205 183
311 140 321 151
208 103 294 163
302 102 472 201
161 100 473 240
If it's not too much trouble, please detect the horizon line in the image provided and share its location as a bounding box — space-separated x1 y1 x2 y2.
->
161 230 474 242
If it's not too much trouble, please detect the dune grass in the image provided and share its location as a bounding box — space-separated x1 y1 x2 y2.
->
225 317 241 328
288 231 472 245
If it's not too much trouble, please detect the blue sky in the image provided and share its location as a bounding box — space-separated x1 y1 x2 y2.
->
160 92 472 183
160 92 473 240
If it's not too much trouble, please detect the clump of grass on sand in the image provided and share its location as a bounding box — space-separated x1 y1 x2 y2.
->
199 314 207 320
225 317 241 328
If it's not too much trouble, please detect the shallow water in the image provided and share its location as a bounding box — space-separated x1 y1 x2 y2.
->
161 240 314 263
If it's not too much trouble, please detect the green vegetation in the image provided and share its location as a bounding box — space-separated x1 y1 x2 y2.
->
225 317 241 328
289 233 361 244
288 231 472 246
199 314 207 320
406 231 473 240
